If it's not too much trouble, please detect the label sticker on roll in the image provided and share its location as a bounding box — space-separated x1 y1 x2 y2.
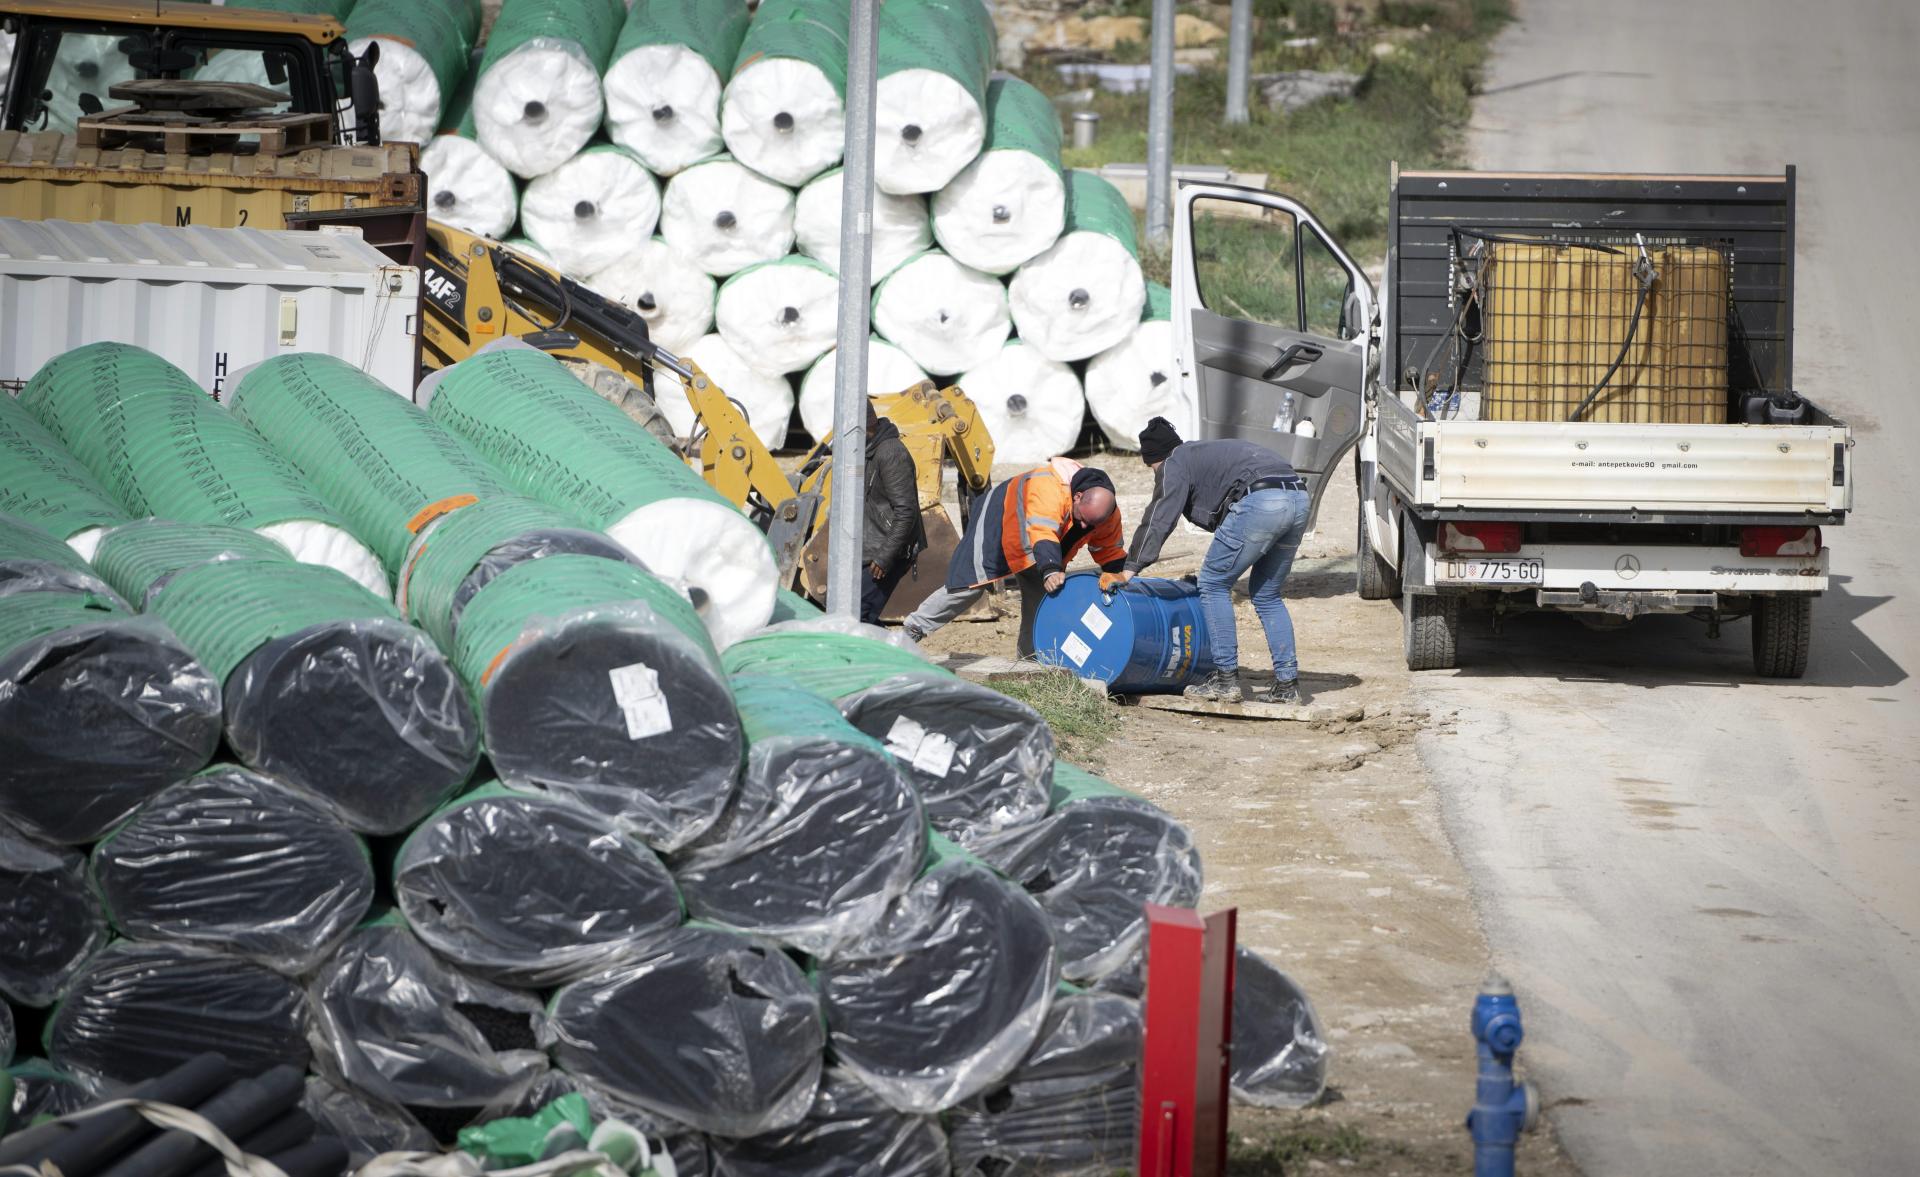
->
884 715 958 778
609 662 673 740
1061 632 1093 667
1079 605 1112 640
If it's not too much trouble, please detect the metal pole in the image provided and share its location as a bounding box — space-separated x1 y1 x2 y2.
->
1145 0 1176 249
826 0 880 618
1225 0 1252 125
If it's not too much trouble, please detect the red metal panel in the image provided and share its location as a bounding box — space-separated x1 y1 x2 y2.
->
1137 903 1237 1177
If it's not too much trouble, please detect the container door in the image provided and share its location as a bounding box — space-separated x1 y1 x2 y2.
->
1171 182 1376 530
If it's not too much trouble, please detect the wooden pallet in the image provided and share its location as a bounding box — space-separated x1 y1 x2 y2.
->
75 110 331 158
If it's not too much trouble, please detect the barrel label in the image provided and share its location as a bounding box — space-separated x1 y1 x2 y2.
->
609 661 673 740
1060 632 1093 667
1080 604 1112 639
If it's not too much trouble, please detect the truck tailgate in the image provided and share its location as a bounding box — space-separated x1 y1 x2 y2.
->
1423 419 1850 514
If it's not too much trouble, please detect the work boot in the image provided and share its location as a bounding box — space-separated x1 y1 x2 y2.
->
1255 679 1300 705
1184 669 1243 702
903 622 928 644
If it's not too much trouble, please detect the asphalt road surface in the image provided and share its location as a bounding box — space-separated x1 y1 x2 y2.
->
1410 1 1920 1172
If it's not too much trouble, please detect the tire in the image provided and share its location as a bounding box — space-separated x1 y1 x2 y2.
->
1751 594 1812 678
1401 523 1460 671
1355 497 1400 600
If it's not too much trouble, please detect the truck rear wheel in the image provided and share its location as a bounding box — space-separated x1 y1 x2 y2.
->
1751 595 1812 678
1355 498 1400 600
1401 524 1460 671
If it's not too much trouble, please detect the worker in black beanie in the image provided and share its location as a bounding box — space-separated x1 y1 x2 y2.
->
1120 417 1311 704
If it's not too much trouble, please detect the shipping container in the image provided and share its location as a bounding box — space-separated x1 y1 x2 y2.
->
0 217 418 396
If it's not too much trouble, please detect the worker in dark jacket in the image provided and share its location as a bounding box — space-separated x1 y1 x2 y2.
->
860 401 926 624
1118 417 1310 703
904 457 1127 656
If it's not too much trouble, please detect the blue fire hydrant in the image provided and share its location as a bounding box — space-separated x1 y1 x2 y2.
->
1467 975 1538 1177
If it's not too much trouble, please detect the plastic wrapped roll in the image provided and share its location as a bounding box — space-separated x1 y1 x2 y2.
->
720 0 850 186
972 763 1202 985
817 836 1058 1112
88 766 375 974
673 334 794 451
947 991 1142 1176
0 591 221 846
0 820 109 1008
394 494 636 651
47 942 308 1086
1008 171 1148 362
587 238 716 355
395 783 683 987
794 167 931 284
958 340 1085 467
427 346 777 647
659 156 797 278
4 1059 97 1125
521 144 662 280
932 77 1065 275
1086 281 1189 446
872 0 996 196
91 520 480 836
1231 947 1331 1109
871 250 1010 376
303 1077 437 1170
19 343 388 597
502 236 557 268
672 676 925 955
229 354 514 581
1 999 11 1067
0 392 130 559
797 339 928 442
421 73 520 240
0 513 118 599
37 34 134 134
722 629 1053 845
710 1067 948 1177
604 0 750 176
347 0 484 146
307 919 548 1137
544 924 825 1137
471 0 627 178
452 555 740 850
714 255 840 376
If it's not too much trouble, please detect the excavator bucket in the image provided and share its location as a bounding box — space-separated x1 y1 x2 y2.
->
798 500 961 620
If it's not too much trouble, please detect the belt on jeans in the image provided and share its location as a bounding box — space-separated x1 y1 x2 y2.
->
1247 475 1307 492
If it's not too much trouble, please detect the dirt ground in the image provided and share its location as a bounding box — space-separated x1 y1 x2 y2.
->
914 457 1579 1176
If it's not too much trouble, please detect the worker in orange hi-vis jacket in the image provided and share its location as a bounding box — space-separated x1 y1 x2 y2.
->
903 456 1128 657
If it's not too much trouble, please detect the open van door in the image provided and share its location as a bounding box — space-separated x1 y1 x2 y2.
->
1171 181 1375 531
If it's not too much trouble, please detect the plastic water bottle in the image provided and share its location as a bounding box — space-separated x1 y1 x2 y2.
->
1273 391 1295 433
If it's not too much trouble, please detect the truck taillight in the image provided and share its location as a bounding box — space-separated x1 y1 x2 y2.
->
1441 521 1522 554
1740 526 1822 557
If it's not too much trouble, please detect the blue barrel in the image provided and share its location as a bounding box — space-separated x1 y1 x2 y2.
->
1032 572 1217 694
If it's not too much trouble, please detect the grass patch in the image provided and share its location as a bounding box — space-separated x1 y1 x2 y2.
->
993 671 1120 756
1228 1123 1394 1174
1039 0 1511 269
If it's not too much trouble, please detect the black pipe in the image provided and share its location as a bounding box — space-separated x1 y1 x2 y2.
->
183 1110 317 1177
259 1136 351 1177
96 1065 305 1177
0 1053 234 1170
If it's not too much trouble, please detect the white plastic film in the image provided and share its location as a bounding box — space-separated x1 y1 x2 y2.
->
1008 232 1147 362
659 158 797 277
352 38 443 146
794 168 931 285
521 146 663 279
586 238 716 355
871 251 1010 376
798 341 929 442
473 38 605 178
605 43 725 176
957 340 1085 467
932 148 1065 276
1085 319 1186 450
874 68 986 196
679 333 797 452
715 258 840 376
420 133 519 239
608 497 778 651
720 56 846 186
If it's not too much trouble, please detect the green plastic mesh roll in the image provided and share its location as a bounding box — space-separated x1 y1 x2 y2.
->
1146 280 1173 322
722 0 852 186
603 0 752 175
471 0 628 177
346 0 484 144
929 75 1066 273
873 0 997 194
18 343 389 597
1008 171 1148 362
397 492 637 651
0 364 130 554
420 66 521 239
720 629 1052 844
452 553 740 850
1063 169 1139 257
769 587 825 624
1085 278 1181 449
426 346 776 647
0 513 116 598
0 589 221 845
230 353 511 579
90 520 479 835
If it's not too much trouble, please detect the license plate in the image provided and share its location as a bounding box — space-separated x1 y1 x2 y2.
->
1446 558 1544 584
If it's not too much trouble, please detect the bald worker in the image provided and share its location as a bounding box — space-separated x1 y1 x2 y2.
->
904 457 1128 657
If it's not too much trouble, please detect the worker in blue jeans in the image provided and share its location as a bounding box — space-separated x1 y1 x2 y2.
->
1115 417 1311 703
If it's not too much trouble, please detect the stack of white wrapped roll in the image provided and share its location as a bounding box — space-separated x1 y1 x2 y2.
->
519 144 661 279
798 341 930 441
604 0 751 176
346 0 483 146
958 340 1085 467
1086 282 1189 448
471 0 628 178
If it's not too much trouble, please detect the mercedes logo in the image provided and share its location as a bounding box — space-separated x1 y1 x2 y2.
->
1615 554 1641 579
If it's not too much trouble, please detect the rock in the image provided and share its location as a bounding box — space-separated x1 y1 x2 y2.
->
1373 40 1399 57
1174 13 1226 47
1255 69 1364 112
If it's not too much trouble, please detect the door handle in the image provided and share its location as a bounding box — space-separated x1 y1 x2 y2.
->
1260 342 1324 381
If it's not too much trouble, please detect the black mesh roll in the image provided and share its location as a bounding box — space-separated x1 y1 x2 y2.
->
0 820 109 1008
709 1068 948 1177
